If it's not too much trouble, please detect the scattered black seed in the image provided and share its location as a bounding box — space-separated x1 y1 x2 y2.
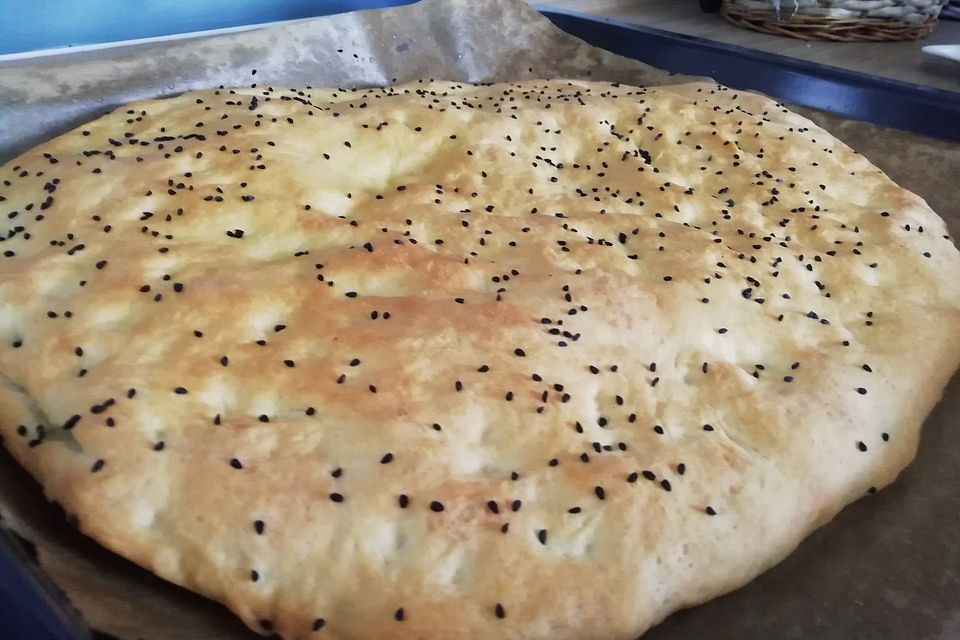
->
430 500 444 512
330 492 344 502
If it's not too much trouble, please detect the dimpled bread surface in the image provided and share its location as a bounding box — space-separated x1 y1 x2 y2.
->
0 80 959 640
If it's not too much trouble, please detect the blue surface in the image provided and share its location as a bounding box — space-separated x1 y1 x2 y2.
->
0 527 89 640
0 0 416 55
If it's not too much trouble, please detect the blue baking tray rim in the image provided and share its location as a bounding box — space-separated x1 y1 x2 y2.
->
2 4 960 640
538 5 960 142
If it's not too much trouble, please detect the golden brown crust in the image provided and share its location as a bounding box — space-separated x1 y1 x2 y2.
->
0 80 958 640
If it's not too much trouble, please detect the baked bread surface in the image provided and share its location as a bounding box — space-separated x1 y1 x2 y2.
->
1 80 958 640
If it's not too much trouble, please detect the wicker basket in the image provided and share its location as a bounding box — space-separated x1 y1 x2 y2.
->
721 0 950 41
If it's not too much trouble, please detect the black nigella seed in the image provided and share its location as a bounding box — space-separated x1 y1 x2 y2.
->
153 441 165 451
330 492 344 502
430 501 445 512
254 520 265 535
594 486 605 500
537 529 548 545
380 453 394 464
487 500 499 514
394 608 405 622
313 618 326 631
495 603 506 619
660 479 672 491
174 386 188 394
230 458 243 469
857 441 868 452
399 494 409 508
627 472 639 483
90 459 105 473
706 506 717 516
856 387 867 395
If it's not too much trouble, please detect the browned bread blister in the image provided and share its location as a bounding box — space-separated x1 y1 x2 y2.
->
1 80 958 640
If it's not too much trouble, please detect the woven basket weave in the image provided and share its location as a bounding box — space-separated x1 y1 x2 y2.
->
721 0 949 41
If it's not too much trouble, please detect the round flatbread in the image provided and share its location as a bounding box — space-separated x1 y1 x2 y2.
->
1 80 958 640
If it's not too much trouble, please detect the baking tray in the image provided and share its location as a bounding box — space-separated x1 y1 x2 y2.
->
1 3 958 639
538 7 960 142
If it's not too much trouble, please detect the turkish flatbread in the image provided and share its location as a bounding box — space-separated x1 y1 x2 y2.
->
1 80 958 640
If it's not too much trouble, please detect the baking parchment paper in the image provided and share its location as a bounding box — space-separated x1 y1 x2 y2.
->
0 1 957 638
